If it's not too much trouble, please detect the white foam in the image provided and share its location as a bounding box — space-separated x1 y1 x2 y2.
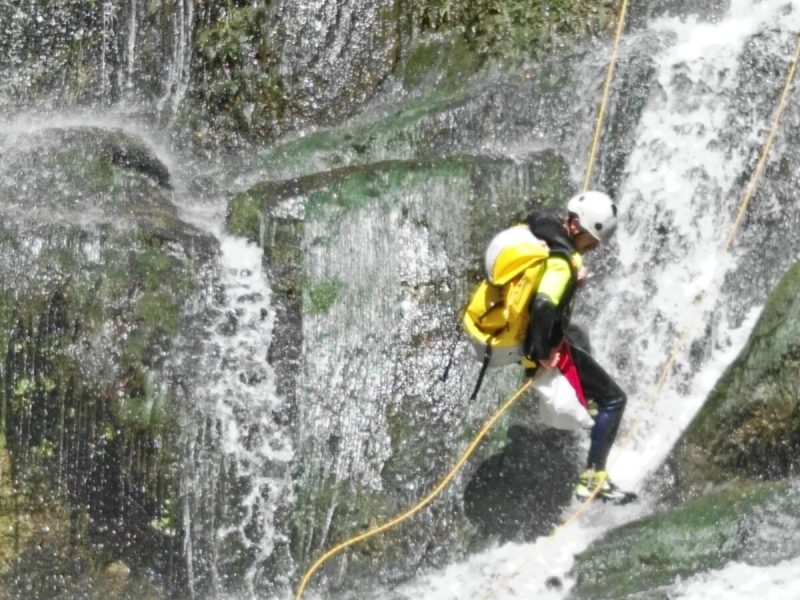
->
673 556 800 600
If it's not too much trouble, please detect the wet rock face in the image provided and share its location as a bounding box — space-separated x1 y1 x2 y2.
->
2 0 626 149
0 0 191 111
235 147 580 590
0 126 218 592
464 425 580 541
0 127 175 222
568 478 800 600
571 262 800 600
268 0 403 128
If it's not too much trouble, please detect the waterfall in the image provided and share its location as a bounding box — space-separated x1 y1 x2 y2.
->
126 0 138 92
672 554 800 599
589 0 800 482
156 0 195 123
2 1 800 599
175 196 294 597
0 108 295 597
184 233 294 598
0 0 194 119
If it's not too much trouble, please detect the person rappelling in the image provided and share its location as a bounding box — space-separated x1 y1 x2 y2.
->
463 191 636 504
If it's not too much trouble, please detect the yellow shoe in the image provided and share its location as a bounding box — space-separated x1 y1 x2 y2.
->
574 469 636 504
574 468 597 500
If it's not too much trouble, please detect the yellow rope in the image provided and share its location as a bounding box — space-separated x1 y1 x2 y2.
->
723 34 800 253
583 0 631 192
294 379 534 600
478 31 800 600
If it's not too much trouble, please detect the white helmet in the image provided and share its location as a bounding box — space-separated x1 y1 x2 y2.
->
566 191 618 241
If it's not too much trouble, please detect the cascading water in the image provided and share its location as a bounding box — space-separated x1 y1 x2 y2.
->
177 199 294 598
0 108 295 598
154 0 194 121
0 0 194 118
591 0 800 482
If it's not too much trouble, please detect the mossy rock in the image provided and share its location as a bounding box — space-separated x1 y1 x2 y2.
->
238 151 572 262
245 74 586 186
399 29 480 92
2 0 620 150
290 469 396 588
0 126 217 589
663 262 800 494
569 479 800 599
0 127 175 222
227 192 263 244
247 150 575 592
410 0 619 63
219 0 621 147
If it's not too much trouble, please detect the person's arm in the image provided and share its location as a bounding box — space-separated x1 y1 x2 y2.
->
525 256 573 362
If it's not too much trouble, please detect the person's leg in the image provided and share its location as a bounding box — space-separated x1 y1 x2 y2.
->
569 343 626 471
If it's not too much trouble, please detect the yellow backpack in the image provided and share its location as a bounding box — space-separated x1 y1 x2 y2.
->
460 225 549 399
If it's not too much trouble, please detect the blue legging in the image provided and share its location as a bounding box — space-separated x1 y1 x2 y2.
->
568 341 627 471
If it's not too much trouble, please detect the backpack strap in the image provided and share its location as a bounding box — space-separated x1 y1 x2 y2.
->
443 289 505 385
469 342 493 401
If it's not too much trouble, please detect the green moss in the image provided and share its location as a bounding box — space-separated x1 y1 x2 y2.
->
527 151 575 210
112 374 170 433
570 481 794 599
132 246 188 292
304 159 472 226
195 6 267 69
750 262 800 340
415 0 618 62
0 126 210 596
12 377 36 416
291 471 404 583
669 263 800 487
383 397 432 480
188 5 288 144
712 395 800 479
59 149 112 189
227 192 262 243
0 434 72 567
465 150 573 253
135 291 181 335
402 31 479 91
0 229 202 585
252 90 469 178
305 279 345 315
304 170 392 220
